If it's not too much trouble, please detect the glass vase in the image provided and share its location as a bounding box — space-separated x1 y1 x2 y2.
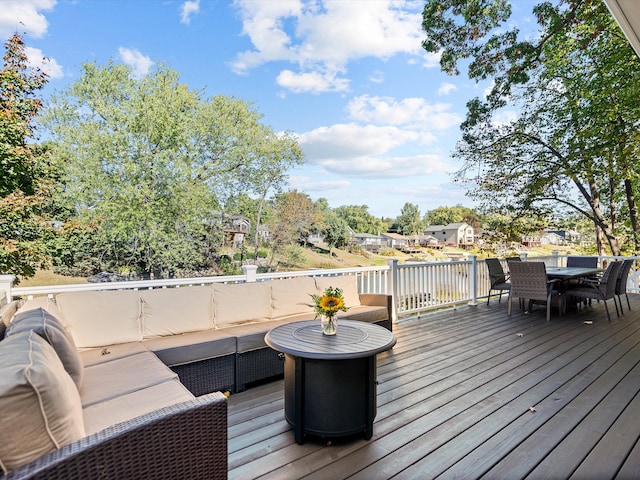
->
321 315 337 335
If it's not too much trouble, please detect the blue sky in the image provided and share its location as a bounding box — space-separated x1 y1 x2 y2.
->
1 0 537 219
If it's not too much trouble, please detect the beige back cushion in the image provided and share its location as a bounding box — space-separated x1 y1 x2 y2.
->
270 277 316 319
213 282 272 327
314 275 361 308
6 308 84 388
56 290 142 348
140 286 214 337
0 331 85 474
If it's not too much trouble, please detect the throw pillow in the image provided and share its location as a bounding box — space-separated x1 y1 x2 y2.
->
6 307 84 388
0 331 85 474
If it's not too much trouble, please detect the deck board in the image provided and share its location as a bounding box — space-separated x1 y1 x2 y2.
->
227 295 640 479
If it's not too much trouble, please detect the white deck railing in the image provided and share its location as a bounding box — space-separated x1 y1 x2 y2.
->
1 253 639 319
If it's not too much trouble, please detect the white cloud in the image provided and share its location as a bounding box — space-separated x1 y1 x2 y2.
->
231 0 424 93
276 68 349 94
118 47 154 78
289 175 351 192
317 153 452 178
0 0 55 39
25 46 63 78
422 50 441 68
347 95 461 131
298 123 420 161
180 0 200 25
437 82 457 96
369 70 384 84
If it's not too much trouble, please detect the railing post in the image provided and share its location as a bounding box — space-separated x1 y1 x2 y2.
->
242 264 258 283
468 255 478 306
388 258 399 323
0 275 16 305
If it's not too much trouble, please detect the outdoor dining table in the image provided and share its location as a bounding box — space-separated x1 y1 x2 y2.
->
545 266 603 280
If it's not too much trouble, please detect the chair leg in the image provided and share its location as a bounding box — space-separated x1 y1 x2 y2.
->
507 292 512 315
603 300 611 322
613 296 621 317
626 293 631 310
487 289 491 305
616 295 624 315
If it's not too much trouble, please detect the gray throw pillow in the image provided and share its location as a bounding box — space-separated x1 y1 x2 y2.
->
6 307 84 388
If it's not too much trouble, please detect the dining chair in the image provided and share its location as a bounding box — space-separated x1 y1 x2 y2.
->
507 261 563 322
486 258 511 305
566 256 598 268
615 259 634 314
565 261 623 322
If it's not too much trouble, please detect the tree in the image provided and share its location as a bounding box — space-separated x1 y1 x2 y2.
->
44 61 301 277
395 202 424 236
323 214 351 253
266 190 323 270
0 33 56 279
424 205 477 226
333 205 386 234
422 0 640 255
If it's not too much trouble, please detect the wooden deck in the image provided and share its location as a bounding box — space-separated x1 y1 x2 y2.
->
228 294 640 479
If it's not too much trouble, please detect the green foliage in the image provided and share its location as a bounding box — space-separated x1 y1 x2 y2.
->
0 33 57 278
44 61 302 277
424 205 477 226
323 214 351 249
423 0 640 255
333 204 386 234
395 202 424 235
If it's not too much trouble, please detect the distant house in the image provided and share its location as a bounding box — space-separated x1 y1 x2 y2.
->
308 231 324 244
351 233 383 252
424 223 474 246
380 232 409 248
409 234 440 247
540 232 564 246
256 224 270 242
223 214 250 247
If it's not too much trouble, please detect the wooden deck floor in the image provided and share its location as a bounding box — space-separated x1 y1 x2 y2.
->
227 294 640 479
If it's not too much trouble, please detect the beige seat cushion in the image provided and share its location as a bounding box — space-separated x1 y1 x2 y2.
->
80 351 177 407
0 331 85 474
6 308 84 388
213 282 272 327
79 341 149 367
83 379 194 435
315 275 361 308
56 290 142 348
270 276 316 319
140 286 214 337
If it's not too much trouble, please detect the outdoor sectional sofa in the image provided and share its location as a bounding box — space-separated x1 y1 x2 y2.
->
0 274 392 478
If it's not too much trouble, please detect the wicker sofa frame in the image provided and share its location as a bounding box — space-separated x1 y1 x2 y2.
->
4 393 227 480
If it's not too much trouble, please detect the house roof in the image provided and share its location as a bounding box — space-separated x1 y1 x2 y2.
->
353 233 379 238
605 0 640 57
381 233 408 239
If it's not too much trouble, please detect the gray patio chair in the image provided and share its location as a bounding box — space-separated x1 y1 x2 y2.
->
507 261 563 322
615 259 634 313
566 256 598 268
486 258 511 305
565 261 623 322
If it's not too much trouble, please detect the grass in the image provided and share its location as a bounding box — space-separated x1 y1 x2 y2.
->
17 270 88 287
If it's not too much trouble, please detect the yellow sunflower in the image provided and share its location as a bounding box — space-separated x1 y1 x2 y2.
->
309 286 349 318
319 295 345 313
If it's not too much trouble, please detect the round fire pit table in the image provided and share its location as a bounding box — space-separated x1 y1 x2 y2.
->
265 319 396 444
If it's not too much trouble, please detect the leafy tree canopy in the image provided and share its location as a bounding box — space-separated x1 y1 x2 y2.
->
0 33 57 278
44 61 302 277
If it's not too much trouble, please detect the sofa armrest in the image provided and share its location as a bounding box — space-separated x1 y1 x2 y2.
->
0 300 19 327
358 294 393 331
5 392 228 480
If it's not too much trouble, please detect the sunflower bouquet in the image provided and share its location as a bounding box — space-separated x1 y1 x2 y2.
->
309 286 348 335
